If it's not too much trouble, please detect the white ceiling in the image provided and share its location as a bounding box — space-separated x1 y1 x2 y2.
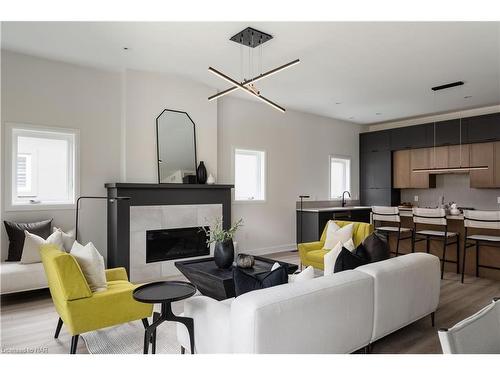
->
2 22 500 124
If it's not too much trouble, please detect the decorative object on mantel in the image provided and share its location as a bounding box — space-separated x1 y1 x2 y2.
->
413 82 488 174
208 27 300 113
196 161 208 184
156 109 197 184
182 175 197 184
203 217 243 269
236 253 255 269
206 173 215 185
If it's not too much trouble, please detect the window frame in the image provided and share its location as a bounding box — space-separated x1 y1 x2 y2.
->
4 122 80 212
328 154 352 200
232 147 267 204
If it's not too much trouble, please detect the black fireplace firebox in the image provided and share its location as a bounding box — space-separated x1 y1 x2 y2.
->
146 226 210 263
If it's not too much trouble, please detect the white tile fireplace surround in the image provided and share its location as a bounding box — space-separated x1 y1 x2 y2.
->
129 204 222 282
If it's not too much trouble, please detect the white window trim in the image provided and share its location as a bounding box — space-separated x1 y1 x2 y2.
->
328 154 352 201
4 122 80 212
232 146 267 204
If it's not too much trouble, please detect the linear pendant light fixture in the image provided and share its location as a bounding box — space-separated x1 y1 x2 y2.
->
208 27 300 113
413 81 488 173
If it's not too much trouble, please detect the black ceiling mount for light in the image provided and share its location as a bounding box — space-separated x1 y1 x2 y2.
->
208 27 300 113
431 81 464 91
230 27 273 48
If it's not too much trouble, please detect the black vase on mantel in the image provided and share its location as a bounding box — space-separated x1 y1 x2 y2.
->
214 239 234 269
197 161 207 184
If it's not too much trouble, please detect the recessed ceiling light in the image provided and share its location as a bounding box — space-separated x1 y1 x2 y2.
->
376 112 382 115
464 95 472 99
335 102 342 105
123 47 129 50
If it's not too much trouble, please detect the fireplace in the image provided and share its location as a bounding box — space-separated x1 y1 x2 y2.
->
146 226 210 263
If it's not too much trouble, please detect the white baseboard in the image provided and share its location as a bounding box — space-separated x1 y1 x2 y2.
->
240 243 297 256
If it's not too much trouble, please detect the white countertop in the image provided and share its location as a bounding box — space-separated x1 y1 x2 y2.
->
296 206 372 213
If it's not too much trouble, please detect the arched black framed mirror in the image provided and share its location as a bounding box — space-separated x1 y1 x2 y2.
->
156 109 197 183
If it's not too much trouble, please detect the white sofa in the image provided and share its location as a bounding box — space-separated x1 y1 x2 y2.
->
177 253 441 353
0 261 48 294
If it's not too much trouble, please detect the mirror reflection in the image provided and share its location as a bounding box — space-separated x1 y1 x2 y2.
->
156 109 197 183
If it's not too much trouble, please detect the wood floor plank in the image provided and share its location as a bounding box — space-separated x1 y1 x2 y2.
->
1 250 499 354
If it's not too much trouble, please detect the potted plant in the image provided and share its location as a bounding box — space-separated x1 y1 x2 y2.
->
203 218 243 269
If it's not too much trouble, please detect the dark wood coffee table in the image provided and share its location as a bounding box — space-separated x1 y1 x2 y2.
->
175 256 298 301
133 281 197 354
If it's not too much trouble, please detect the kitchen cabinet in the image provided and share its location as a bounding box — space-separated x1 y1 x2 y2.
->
410 148 435 188
393 150 411 188
362 150 392 189
466 113 500 144
360 188 400 206
360 131 391 152
470 142 495 188
390 124 432 150
494 142 500 187
448 144 470 168
429 146 449 169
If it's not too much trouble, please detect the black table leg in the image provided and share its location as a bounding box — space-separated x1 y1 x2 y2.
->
141 303 195 354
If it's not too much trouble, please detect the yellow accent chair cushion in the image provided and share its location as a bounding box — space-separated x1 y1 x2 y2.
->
298 220 373 270
40 244 153 351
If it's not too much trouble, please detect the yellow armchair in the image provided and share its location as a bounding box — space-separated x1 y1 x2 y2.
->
298 220 373 270
40 244 153 353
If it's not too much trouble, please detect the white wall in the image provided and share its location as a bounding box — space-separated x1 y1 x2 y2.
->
217 96 363 254
1 50 122 260
1 51 218 260
124 70 217 181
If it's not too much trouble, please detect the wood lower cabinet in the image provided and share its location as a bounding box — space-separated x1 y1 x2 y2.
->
470 142 494 188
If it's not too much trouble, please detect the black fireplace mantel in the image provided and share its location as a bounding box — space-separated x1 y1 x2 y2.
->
105 182 233 274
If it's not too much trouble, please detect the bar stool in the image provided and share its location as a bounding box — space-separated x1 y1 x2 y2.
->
462 210 500 283
371 206 413 257
412 208 459 279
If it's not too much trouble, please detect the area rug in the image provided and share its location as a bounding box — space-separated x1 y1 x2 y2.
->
81 302 184 354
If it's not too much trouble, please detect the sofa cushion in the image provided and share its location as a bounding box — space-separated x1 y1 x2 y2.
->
361 233 390 262
233 266 288 297
0 261 48 294
4 219 52 261
334 247 369 273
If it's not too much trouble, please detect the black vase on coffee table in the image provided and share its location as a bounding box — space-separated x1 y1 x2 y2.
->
214 239 234 269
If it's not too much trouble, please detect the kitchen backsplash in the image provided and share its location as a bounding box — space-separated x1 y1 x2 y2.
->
401 174 500 210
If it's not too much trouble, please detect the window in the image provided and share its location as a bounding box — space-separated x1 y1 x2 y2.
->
7 124 78 209
234 148 266 201
329 155 351 199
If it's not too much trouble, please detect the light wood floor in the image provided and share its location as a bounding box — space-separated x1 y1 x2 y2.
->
1 251 499 354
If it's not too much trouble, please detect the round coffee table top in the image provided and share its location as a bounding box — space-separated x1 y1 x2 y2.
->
133 281 197 304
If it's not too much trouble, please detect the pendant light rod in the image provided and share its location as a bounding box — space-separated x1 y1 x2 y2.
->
208 67 286 112
208 59 300 101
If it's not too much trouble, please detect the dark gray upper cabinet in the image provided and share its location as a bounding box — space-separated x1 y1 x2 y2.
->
390 123 432 150
433 119 465 146
362 150 392 189
360 188 400 206
465 113 500 143
360 130 391 152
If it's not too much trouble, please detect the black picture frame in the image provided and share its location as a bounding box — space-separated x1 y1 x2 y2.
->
155 108 198 184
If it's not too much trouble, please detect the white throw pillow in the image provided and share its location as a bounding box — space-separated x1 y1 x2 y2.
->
323 222 354 250
343 238 356 252
70 241 107 292
53 227 75 252
323 241 343 276
289 265 315 283
20 230 64 264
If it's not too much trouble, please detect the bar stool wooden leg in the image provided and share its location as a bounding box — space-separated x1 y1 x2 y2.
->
395 231 401 257
475 241 480 278
426 237 430 254
456 237 460 274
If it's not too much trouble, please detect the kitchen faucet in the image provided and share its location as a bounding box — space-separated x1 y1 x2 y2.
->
341 191 351 207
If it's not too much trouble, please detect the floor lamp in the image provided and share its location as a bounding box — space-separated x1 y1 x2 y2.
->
75 196 130 242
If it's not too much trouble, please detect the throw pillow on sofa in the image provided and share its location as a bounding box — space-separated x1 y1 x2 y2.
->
53 227 76 252
334 247 369 273
70 241 107 292
361 233 391 263
289 265 315 283
20 230 64 264
3 219 53 261
322 222 354 250
323 241 343 276
233 265 288 296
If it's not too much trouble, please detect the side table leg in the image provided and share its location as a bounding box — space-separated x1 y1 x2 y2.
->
163 302 195 354
143 329 150 354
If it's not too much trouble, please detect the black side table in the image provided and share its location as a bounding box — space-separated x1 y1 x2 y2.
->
133 281 197 354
